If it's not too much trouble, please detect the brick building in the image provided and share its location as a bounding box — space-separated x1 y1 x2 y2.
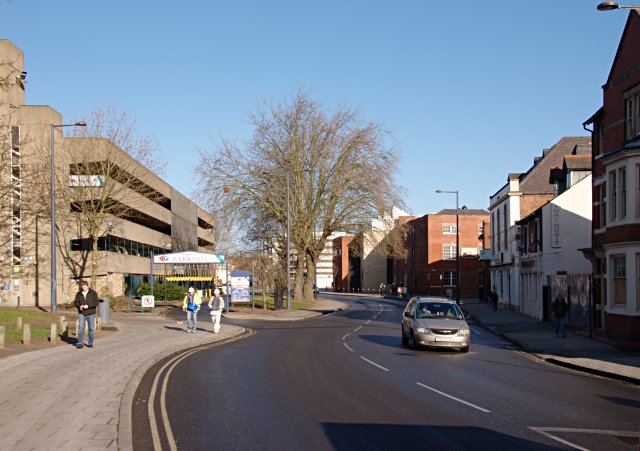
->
583 9 640 341
392 209 490 299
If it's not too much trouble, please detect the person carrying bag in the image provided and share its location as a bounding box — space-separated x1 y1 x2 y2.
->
209 288 225 334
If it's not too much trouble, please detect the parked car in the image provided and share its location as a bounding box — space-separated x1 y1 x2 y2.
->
401 297 470 353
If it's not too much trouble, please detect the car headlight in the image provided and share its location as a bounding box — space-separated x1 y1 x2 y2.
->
457 329 470 336
415 327 430 334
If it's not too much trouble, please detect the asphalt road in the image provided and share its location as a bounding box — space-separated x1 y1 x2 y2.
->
133 295 640 450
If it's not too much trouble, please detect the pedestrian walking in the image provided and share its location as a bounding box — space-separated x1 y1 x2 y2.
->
491 289 498 311
73 280 99 349
552 294 568 337
208 288 225 334
182 287 202 332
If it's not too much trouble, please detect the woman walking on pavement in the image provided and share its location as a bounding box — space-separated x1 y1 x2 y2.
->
182 287 202 332
208 288 225 334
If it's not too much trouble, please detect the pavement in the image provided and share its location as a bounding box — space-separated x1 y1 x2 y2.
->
1 295 638 450
459 299 640 385
0 300 346 451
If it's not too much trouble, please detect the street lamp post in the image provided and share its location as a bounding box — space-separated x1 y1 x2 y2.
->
264 169 311 310
50 122 86 313
436 189 460 304
285 172 291 310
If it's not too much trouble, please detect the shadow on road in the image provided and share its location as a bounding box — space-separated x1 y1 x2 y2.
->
321 423 563 450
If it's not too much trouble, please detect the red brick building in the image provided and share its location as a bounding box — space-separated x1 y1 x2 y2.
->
332 235 355 292
583 10 640 341
392 209 490 299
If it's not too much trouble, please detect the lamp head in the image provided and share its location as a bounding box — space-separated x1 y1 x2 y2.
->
75 121 87 127
597 1 620 10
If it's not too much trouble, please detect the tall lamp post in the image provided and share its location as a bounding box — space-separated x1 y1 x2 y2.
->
50 122 86 313
264 169 311 310
436 189 460 304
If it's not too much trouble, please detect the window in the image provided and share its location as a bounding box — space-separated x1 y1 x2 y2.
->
624 89 640 140
612 255 626 305
443 271 457 286
443 244 456 260
496 210 501 251
637 254 640 309
442 224 458 234
599 184 607 228
637 165 640 218
610 171 618 220
621 168 627 218
503 205 508 251
597 122 604 156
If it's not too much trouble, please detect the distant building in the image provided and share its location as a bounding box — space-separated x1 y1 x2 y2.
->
392 208 490 299
488 137 591 311
582 9 640 342
516 148 592 321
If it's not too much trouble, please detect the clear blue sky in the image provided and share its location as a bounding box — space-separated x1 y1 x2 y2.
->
2 0 630 215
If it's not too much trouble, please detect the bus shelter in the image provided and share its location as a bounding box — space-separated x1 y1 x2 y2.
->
150 251 226 302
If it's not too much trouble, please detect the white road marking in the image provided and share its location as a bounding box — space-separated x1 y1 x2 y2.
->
354 326 363 332
469 326 481 335
342 333 351 341
365 320 372 325
360 356 389 371
530 426 638 450
343 342 354 352
416 382 491 413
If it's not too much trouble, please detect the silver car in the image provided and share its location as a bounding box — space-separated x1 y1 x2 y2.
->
401 297 470 353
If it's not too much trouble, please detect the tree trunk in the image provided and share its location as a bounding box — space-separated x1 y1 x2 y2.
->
293 246 305 302
303 251 317 301
91 235 99 287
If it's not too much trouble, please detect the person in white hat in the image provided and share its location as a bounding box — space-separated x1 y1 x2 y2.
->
208 288 225 334
182 287 202 332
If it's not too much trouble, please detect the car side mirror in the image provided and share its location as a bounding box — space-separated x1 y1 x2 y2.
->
404 311 413 318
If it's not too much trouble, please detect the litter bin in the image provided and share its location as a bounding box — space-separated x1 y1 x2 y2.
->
98 298 110 325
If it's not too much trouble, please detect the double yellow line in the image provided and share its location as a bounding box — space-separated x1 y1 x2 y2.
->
147 329 256 450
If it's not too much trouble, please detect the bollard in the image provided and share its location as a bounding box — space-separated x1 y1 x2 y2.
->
95 316 101 332
58 316 66 330
23 323 30 345
16 316 23 329
50 323 57 344
62 321 68 339
0 325 4 349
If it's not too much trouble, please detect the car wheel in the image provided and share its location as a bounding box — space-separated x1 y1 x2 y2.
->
401 328 408 345
408 331 416 349
460 345 469 353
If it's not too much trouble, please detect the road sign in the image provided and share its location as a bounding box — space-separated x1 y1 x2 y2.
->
141 295 155 308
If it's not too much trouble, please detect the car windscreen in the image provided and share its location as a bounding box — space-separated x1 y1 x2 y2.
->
416 302 463 320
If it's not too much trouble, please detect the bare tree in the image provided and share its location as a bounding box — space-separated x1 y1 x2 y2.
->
195 90 405 301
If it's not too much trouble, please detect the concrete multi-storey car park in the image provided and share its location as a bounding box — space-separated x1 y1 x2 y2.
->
0 39 215 308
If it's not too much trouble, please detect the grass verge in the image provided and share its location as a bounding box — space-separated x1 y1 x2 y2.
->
0 307 62 344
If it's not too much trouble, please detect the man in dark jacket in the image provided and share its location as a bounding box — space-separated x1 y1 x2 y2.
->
73 280 100 348
552 294 568 338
